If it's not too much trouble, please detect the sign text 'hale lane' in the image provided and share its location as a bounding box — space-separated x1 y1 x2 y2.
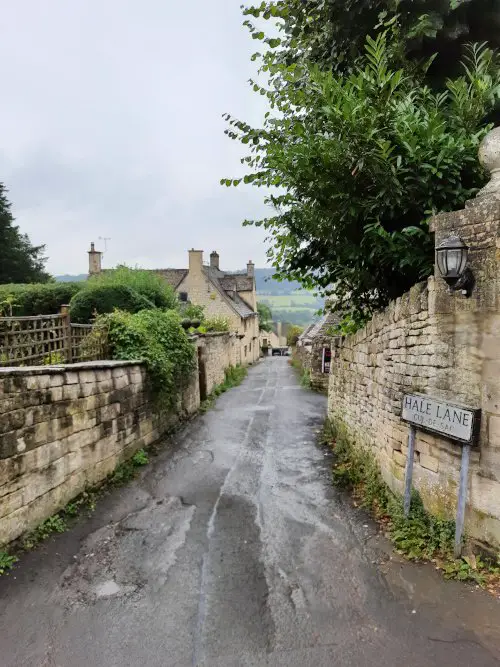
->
401 394 479 443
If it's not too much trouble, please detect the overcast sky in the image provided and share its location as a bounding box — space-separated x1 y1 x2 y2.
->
0 1 271 275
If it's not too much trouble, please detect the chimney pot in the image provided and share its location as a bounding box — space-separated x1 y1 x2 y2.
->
88 242 102 275
210 251 220 270
189 249 204 274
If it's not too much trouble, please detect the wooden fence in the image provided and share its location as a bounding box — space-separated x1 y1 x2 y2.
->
0 306 107 367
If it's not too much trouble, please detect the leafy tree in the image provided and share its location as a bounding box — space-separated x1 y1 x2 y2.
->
0 183 50 284
287 325 303 346
243 1 500 86
257 301 273 331
223 23 500 323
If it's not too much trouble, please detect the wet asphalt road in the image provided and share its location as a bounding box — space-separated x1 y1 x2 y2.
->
1 357 500 666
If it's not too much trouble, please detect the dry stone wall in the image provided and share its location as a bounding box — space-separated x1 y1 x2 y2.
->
0 333 238 546
329 193 500 548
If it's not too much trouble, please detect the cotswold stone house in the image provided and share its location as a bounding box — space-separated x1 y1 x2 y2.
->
88 246 260 365
259 321 287 351
296 312 340 391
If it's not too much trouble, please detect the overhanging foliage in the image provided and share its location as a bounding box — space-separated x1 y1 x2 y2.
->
223 14 500 324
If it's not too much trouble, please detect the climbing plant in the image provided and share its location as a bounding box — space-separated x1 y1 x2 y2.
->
91 309 196 406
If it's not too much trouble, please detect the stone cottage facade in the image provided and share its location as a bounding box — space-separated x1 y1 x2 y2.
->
259 321 287 352
295 312 340 391
88 246 260 366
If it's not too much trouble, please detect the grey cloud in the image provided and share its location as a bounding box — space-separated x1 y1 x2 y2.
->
0 1 270 275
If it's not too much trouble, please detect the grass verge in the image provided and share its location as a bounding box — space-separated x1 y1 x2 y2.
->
322 419 500 591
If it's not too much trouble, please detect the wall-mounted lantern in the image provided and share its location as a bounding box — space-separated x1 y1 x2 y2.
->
435 233 474 297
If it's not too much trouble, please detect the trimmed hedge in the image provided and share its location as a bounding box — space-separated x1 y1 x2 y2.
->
0 282 83 316
88 267 178 310
69 284 154 323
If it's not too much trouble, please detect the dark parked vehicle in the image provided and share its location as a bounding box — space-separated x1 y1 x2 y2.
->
272 347 289 356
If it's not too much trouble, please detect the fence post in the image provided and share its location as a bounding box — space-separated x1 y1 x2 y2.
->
60 304 72 363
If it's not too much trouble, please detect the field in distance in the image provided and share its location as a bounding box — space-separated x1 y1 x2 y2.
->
258 292 324 327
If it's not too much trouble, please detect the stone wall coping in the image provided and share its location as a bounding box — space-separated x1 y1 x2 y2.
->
0 360 144 377
188 332 234 340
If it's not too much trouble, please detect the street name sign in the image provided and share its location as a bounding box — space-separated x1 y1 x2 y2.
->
401 393 479 444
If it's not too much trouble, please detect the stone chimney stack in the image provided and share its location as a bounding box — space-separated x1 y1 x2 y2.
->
88 242 102 276
247 260 255 278
188 249 203 274
210 251 220 270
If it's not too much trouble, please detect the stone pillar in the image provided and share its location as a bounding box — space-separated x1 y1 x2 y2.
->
88 242 102 276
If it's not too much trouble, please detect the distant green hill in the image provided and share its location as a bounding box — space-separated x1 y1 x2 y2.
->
55 274 87 282
254 268 302 295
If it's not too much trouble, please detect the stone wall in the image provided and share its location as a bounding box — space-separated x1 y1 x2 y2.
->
328 192 500 548
0 333 238 546
198 332 236 394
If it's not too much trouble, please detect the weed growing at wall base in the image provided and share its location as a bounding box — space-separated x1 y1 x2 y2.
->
200 365 248 412
322 419 500 589
0 551 18 574
0 449 151 574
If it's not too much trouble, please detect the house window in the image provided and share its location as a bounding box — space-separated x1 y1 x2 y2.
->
244 345 247 357
263 338 268 346
249 342 252 352
179 291 188 302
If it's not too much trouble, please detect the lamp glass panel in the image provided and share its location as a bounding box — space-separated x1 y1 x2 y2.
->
446 249 461 276
458 247 468 275
436 249 447 276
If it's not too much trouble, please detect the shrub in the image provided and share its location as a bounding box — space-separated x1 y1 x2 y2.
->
69 285 154 323
287 325 303 346
92 309 196 405
204 316 230 332
0 282 83 316
88 266 178 310
179 303 205 321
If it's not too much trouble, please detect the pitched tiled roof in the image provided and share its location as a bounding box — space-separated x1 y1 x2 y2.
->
155 269 188 289
298 323 315 341
219 274 254 292
305 312 342 339
227 292 255 318
150 264 256 319
204 267 256 319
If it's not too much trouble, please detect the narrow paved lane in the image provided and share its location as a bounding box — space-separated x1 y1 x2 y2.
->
1 358 500 666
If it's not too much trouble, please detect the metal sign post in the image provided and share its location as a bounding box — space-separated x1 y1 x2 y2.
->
403 424 417 518
455 443 471 558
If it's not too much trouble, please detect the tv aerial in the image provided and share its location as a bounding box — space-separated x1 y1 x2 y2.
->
98 236 111 253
